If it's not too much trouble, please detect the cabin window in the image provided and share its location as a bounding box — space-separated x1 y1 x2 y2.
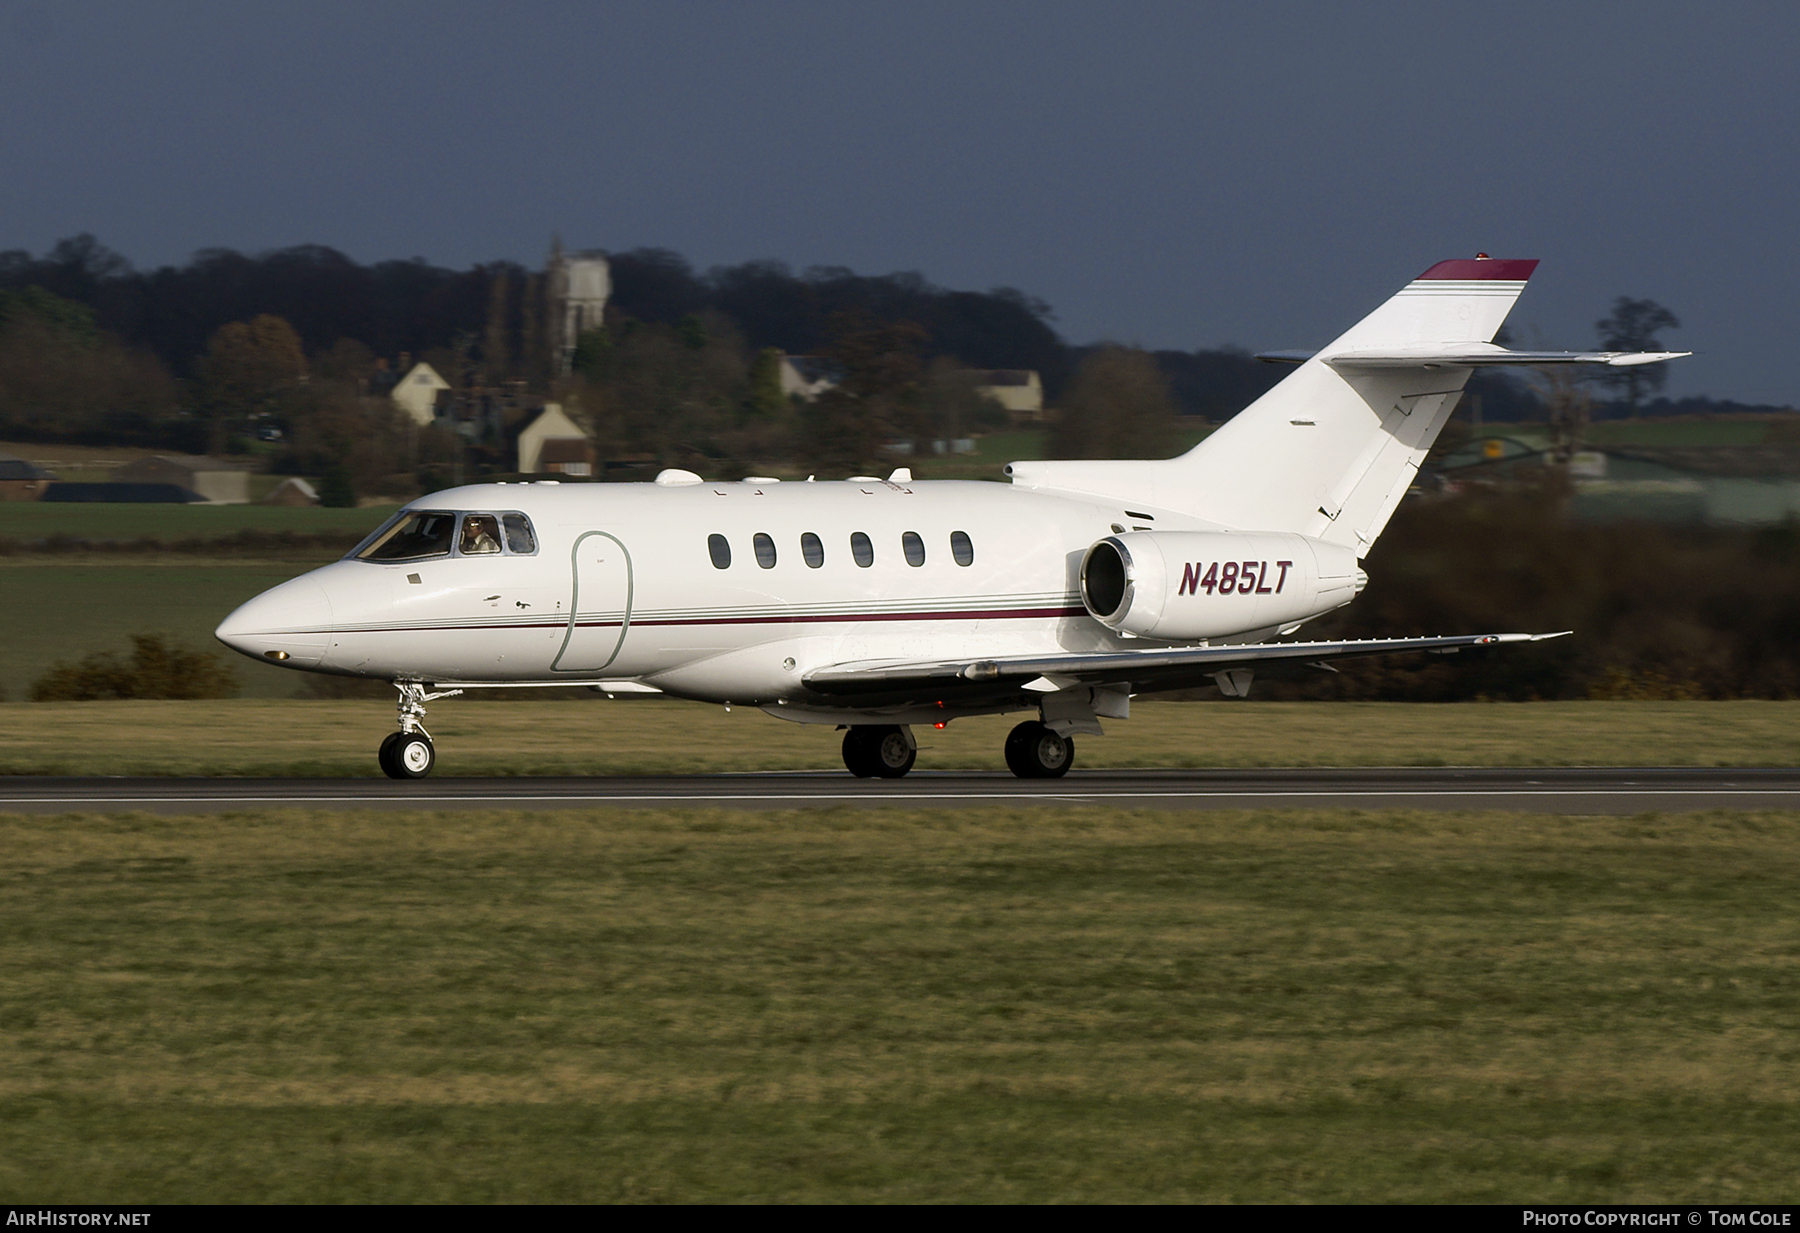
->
502 513 537 554
902 531 926 567
459 514 502 555
801 532 824 568
708 534 731 569
355 510 456 561
851 531 874 568
753 532 777 568
951 530 974 566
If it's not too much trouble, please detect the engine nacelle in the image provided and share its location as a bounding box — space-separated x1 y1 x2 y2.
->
1080 531 1363 641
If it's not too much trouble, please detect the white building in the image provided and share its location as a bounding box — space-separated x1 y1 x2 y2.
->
778 355 841 401
391 362 451 426
971 369 1044 422
514 403 592 475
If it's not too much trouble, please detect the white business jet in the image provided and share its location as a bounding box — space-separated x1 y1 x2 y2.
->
216 257 1686 779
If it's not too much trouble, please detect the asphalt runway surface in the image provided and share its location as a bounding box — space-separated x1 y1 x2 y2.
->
4 767 1800 813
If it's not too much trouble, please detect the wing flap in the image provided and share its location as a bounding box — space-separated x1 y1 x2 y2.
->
803 632 1569 696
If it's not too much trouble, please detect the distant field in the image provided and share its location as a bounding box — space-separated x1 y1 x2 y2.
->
0 698 1795 776
0 561 325 700
1582 419 1778 447
0 803 1794 1201
0 501 394 545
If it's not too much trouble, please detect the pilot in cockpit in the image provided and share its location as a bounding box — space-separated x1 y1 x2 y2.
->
460 514 501 555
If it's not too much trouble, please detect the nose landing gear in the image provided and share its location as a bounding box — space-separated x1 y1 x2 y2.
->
378 730 436 779
379 681 461 779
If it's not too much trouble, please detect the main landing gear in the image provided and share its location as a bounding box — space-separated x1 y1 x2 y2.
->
378 681 461 780
841 720 1076 780
842 724 916 778
1004 721 1074 779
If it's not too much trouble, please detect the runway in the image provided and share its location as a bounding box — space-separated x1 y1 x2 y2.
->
4 767 1800 813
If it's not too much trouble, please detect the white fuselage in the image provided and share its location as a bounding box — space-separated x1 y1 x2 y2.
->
216 476 1249 716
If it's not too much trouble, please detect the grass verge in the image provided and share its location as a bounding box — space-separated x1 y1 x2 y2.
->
0 805 1795 1201
0 698 1797 777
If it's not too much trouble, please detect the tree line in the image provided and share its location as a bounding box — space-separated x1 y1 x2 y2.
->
0 234 1755 490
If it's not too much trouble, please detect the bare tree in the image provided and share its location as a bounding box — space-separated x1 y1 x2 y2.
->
1594 297 1679 413
1538 365 1593 465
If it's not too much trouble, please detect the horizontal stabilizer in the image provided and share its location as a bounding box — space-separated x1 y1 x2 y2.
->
804 631 1569 697
1258 345 1691 368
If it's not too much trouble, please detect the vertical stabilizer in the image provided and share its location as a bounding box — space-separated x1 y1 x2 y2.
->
1178 257 1536 554
1005 258 1539 557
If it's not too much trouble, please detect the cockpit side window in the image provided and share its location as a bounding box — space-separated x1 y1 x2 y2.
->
459 514 502 555
355 510 456 561
502 513 537 554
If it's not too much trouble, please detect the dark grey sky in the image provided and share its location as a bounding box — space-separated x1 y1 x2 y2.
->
3 0 1795 403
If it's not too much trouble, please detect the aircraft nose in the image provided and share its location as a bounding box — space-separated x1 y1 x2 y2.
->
215 575 335 668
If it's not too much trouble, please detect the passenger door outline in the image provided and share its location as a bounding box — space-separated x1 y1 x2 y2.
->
552 530 634 672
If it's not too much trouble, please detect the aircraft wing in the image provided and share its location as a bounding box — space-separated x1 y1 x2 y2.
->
803 631 1569 696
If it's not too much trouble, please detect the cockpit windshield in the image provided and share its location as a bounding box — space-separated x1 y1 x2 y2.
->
355 510 457 561
350 509 539 562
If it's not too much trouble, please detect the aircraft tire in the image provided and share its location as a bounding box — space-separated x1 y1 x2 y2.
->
1004 721 1074 779
389 732 436 780
842 727 876 777
378 732 403 778
842 725 915 778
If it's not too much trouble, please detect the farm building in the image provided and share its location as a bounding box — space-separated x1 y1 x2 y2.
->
512 403 592 475
390 362 452 427
115 456 253 504
261 477 320 506
42 482 204 503
970 370 1044 422
0 455 57 501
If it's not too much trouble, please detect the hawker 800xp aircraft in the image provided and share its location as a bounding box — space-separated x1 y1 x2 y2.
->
216 257 1686 779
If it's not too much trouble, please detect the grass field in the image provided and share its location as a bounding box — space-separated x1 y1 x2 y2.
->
0 561 332 701
1584 420 1779 447
0 501 394 546
0 803 1795 1202
1 698 1797 777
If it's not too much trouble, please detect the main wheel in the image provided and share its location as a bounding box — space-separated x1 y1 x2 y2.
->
842 725 916 778
1004 721 1074 779
384 732 435 780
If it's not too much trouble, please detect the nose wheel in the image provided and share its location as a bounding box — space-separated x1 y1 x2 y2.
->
379 681 458 779
378 730 436 779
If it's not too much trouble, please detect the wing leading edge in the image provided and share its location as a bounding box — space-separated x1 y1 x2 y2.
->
803 631 1570 697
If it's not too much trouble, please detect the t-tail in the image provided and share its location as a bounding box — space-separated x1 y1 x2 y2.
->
1007 257 1688 558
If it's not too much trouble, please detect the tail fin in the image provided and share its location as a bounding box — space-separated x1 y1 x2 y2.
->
1008 258 1686 555
1179 257 1537 555
1009 258 1536 556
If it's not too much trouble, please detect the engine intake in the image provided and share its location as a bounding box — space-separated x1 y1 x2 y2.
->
1080 531 1362 641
